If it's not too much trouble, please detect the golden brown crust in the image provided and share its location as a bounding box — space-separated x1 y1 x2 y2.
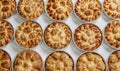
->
0 20 14 47
18 0 44 19
13 50 43 71
76 52 106 71
74 24 102 51
0 49 11 71
0 0 16 19
46 0 73 20
44 22 72 49
108 50 120 71
45 51 74 71
104 0 120 19
104 20 120 49
75 0 102 22
15 21 42 48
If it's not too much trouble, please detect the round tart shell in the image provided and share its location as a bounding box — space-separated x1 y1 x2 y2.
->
0 49 11 71
17 0 44 19
108 50 120 71
15 21 43 49
104 0 120 19
75 0 102 22
0 20 14 47
45 51 74 71
44 22 72 50
76 52 106 71
45 0 73 20
104 20 120 49
0 0 16 19
74 24 103 51
13 50 43 71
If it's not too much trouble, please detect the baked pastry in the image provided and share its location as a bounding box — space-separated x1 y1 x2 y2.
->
0 49 11 71
45 51 74 71
0 0 16 19
104 0 120 19
74 24 102 51
15 21 42 48
44 22 72 49
0 20 14 47
18 0 44 19
108 50 120 71
46 0 73 20
76 52 106 71
13 50 43 71
104 20 120 49
75 0 102 22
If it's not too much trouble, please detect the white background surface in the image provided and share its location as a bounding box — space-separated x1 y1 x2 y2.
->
1 0 116 70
